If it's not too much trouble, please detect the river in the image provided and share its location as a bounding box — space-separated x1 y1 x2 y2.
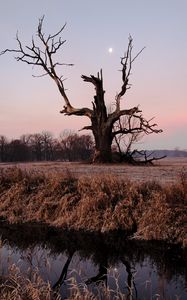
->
0 223 186 299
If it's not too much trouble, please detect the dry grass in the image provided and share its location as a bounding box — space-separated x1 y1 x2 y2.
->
0 263 183 300
0 166 186 247
0 264 61 300
0 265 144 300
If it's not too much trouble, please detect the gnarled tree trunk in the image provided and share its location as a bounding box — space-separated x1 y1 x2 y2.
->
92 127 113 163
81 71 113 163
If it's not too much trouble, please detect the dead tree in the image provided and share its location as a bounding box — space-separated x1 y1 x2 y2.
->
1 17 162 163
113 115 145 162
113 116 166 164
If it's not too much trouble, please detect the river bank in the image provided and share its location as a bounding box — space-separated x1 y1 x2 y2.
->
0 167 186 247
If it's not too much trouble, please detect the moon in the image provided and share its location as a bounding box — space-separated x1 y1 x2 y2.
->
108 47 113 53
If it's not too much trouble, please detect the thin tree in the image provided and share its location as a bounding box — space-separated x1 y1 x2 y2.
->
0 135 8 162
114 115 144 154
1 17 162 163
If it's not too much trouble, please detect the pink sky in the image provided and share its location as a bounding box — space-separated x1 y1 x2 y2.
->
0 0 187 150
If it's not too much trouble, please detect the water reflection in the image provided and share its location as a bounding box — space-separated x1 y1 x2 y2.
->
0 222 186 299
53 252 74 290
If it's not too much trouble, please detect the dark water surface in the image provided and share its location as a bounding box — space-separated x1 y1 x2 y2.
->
0 223 186 299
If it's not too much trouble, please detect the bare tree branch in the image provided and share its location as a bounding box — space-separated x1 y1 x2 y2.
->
79 126 93 131
112 114 162 137
132 150 167 164
1 16 95 119
60 106 93 117
115 36 145 111
109 106 141 125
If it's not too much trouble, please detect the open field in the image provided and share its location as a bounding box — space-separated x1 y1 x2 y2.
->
0 157 187 184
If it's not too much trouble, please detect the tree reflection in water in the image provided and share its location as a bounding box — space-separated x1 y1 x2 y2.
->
120 258 137 300
53 252 74 290
0 223 186 299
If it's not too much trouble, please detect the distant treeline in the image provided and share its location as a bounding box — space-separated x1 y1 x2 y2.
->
0 132 94 162
0 132 186 163
146 149 187 158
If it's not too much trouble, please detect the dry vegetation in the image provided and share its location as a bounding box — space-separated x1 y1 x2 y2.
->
0 264 61 300
0 164 186 248
0 265 142 300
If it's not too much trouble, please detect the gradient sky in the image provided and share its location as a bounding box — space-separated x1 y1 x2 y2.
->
0 0 187 150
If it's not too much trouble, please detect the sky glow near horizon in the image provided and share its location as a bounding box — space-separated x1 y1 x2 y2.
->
0 0 187 150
